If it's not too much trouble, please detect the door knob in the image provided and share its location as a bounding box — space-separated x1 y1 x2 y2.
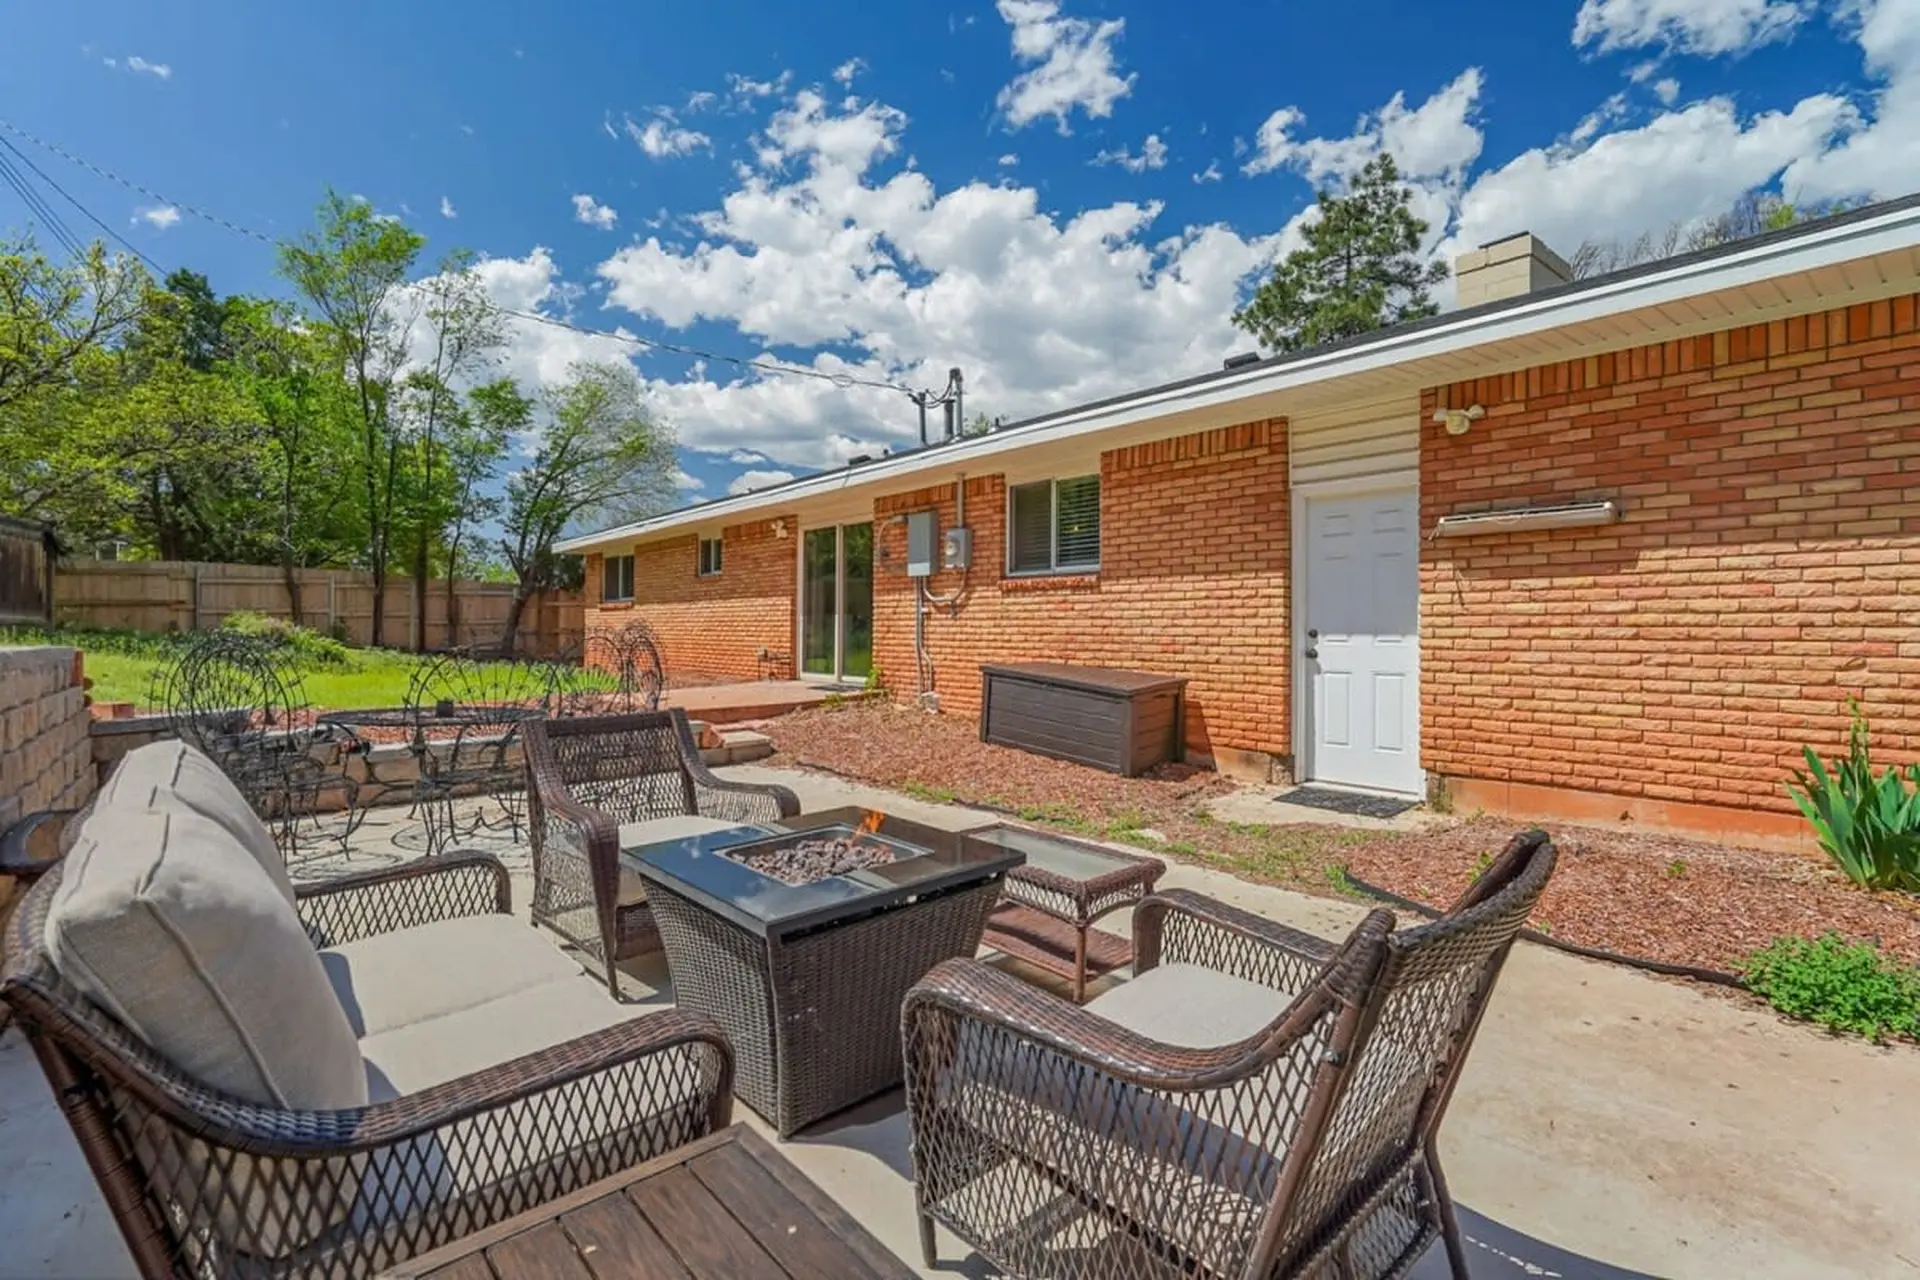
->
1304 647 1319 660
1308 629 1319 639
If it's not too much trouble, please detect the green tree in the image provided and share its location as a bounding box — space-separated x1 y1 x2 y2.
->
278 192 427 647
0 236 147 410
497 361 675 651
396 251 505 649
438 377 519 645
1233 154 1448 353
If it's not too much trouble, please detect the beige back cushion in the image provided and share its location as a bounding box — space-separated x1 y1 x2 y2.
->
45 806 365 1111
92 739 295 904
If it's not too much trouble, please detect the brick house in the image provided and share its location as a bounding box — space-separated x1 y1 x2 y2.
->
560 198 1920 846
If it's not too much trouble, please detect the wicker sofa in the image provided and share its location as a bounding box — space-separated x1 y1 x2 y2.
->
903 829 1557 1280
523 710 800 996
0 739 734 1280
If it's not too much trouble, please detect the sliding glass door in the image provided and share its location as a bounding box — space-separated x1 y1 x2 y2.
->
799 522 872 681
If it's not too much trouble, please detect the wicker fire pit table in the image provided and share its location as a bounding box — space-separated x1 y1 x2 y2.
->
626 808 1021 1136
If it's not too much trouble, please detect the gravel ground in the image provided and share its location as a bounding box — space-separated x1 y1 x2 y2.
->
769 702 1920 977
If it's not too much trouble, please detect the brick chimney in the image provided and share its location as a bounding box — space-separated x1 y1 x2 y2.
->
1453 233 1573 308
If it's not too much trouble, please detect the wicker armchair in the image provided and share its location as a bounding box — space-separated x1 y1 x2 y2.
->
903 829 1557 1280
523 709 801 996
0 812 736 1280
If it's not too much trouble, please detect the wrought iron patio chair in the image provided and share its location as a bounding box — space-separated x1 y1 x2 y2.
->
523 709 800 996
150 630 356 858
903 828 1557 1280
400 649 579 854
576 619 668 714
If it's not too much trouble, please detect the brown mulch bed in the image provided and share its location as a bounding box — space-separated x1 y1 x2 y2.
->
766 701 1228 816
1344 816 1920 973
766 702 1920 978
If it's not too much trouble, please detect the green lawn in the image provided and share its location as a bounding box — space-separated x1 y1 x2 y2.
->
2 623 600 710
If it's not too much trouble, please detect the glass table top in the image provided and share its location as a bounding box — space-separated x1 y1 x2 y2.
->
960 824 1157 883
621 807 1019 938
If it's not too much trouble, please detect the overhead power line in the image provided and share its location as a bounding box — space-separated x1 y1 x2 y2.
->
0 135 163 272
0 115 925 399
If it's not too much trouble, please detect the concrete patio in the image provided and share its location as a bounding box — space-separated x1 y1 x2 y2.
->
3 764 1916 1279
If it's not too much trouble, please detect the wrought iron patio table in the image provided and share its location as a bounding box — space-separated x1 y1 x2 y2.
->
625 808 1020 1136
316 704 545 855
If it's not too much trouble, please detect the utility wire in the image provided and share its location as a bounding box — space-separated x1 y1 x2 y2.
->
0 149 86 258
0 115 926 398
0 135 163 273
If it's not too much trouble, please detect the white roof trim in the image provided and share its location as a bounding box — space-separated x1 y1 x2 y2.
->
558 201 1920 553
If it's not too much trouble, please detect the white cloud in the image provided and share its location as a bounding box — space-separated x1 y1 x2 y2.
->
686 90 719 112
674 468 706 491
124 54 171 78
1776 0 1920 202
587 87 1287 468
1572 0 1807 56
1653 77 1681 105
1448 93 1855 260
1569 92 1630 145
832 57 868 87
728 450 769 464
1193 160 1223 183
1243 69 1486 182
728 71 793 104
1091 133 1168 173
624 110 712 159
133 205 181 230
728 469 797 494
995 0 1135 133
998 153 1020 167
572 193 619 229
439 195 458 219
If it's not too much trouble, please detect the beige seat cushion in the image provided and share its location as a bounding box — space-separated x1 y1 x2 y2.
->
354 983 710 1237
320 914 588 1038
92 739 295 905
358 976 641 1100
616 814 758 902
1084 963 1292 1048
45 807 366 1111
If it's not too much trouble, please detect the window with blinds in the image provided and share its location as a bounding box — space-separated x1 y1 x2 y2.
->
1007 475 1101 574
602 554 635 601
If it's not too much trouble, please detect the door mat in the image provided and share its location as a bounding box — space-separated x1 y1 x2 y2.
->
1277 786 1417 819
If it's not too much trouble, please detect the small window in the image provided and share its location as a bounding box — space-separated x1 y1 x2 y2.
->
1007 475 1100 575
602 554 634 602
698 536 724 576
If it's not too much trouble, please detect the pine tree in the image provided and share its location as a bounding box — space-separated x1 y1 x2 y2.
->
1233 154 1448 353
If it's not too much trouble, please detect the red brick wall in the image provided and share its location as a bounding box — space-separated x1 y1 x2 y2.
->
1423 297 1920 820
873 420 1291 772
582 513 796 680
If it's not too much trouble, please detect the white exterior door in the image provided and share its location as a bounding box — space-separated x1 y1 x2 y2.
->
1303 490 1421 794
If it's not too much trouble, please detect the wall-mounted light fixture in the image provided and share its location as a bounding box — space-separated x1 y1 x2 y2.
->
772 519 788 538
1432 403 1486 436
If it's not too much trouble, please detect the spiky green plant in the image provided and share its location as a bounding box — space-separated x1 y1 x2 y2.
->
1786 699 1920 892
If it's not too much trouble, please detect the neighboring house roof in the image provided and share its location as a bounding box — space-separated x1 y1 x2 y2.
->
559 192 1920 555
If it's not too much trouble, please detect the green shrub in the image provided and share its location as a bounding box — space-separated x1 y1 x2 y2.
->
1786 699 1920 891
220 611 351 667
1743 933 1920 1043
0 622 184 659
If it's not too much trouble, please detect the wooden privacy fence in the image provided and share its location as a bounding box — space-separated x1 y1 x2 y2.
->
53 560 584 655
0 517 55 627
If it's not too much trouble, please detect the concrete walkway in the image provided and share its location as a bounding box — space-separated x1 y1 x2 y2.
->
3 766 1916 1278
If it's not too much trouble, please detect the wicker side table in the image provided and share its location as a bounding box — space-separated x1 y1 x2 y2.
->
973 826 1165 1002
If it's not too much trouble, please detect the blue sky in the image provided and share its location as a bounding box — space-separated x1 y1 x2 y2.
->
5 0 1915 501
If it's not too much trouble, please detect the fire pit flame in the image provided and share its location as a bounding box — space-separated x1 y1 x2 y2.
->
858 809 884 836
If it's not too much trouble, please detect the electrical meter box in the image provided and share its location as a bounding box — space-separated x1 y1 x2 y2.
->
906 511 937 577
942 526 972 570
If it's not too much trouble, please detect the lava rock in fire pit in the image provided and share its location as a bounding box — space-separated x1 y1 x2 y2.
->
728 835 899 886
